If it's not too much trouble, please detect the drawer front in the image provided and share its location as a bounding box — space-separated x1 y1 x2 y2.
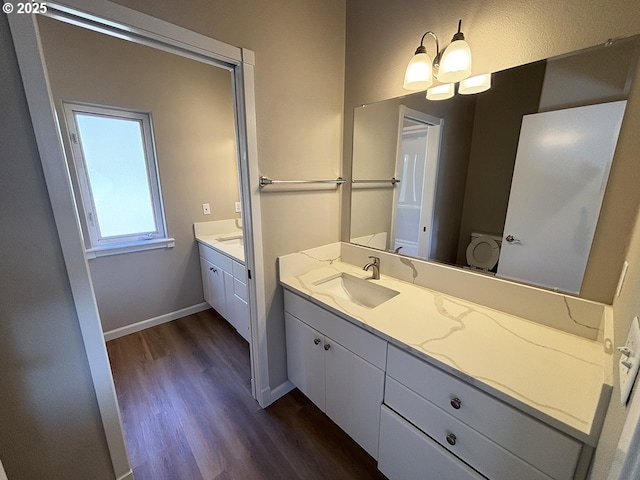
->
234 277 247 302
199 244 233 272
378 405 485 480
385 377 550 480
284 290 387 369
387 345 581 480
232 260 247 283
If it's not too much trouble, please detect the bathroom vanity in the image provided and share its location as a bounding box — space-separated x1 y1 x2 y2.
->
195 221 249 341
279 242 613 480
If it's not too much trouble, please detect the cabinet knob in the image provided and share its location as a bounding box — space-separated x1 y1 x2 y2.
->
446 433 457 446
450 397 462 410
209 267 217 272
324 343 331 351
314 338 321 345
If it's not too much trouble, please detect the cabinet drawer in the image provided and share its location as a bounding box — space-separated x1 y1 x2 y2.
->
385 377 549 480
199 244 233 272
387 345 581 480
379 405 485 480
284 290 387 369
232 260 247 284
234 278 247 302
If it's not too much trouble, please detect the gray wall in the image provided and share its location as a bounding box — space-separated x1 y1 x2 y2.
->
38 17 240 332
0 16 114 480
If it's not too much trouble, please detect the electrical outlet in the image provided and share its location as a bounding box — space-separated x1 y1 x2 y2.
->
202 203 211 215
235 202 241 213
620 316 640 405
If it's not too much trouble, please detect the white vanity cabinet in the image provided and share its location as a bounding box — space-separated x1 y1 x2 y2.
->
199 244 250 342
284 291 386 459
380 344 585 480
200 256 228 318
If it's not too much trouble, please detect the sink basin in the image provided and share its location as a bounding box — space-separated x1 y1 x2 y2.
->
313 273 399 309
217 234 243 246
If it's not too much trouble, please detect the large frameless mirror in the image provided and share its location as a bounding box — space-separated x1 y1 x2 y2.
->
349 35 640 296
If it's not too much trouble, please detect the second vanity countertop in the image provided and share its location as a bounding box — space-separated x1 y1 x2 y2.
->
196 233 245 264
279 259 610 446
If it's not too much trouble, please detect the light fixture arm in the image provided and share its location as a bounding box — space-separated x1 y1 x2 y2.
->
416 31 440 57
415 31 444 74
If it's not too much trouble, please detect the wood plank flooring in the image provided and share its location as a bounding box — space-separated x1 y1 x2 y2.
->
106 309 387 480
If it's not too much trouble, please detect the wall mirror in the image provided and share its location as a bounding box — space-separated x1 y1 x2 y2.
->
349 35 640 296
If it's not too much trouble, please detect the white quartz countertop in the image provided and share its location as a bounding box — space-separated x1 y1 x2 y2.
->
196 233 245 264
279 260 609 445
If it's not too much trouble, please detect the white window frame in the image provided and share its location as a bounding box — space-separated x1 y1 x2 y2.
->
62 102 174 258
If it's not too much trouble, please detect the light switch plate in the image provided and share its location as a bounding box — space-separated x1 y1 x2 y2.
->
235 202 241 213
202 203 211 215
620 316 640 405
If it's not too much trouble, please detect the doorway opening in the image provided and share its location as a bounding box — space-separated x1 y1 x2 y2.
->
8 3 267 477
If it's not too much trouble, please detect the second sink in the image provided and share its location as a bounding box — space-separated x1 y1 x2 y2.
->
313 272 399 309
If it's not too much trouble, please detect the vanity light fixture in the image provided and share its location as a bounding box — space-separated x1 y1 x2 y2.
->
404 20 490 100
403 19 472 91
426 83 455 100
458 73 492 95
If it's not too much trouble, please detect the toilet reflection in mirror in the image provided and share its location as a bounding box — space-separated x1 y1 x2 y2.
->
349 35 640 296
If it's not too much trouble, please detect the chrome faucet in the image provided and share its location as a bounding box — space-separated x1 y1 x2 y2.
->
363 256 380 280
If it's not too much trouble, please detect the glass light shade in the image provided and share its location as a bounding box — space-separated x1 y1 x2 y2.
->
426 83 454 101
459 73 492 94
403 52 434 90
438 39 472 83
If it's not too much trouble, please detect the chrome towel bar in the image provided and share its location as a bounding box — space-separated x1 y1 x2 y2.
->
259 176 346 188
352 178 400 185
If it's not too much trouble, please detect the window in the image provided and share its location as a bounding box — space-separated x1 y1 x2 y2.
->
63 102 173 258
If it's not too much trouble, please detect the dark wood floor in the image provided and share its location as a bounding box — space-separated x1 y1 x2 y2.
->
107 309 386 480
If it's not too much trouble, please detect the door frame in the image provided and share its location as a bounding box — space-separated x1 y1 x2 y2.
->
6 1 269 478
391 106 443 259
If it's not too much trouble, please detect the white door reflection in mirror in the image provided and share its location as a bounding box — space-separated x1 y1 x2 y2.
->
391 107 442 258
497 100 627 293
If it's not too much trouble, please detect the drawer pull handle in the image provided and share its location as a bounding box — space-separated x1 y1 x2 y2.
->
210 267 217 273
324 343 331 351
450 397 462 410
314 338 321 345
446 433 457 446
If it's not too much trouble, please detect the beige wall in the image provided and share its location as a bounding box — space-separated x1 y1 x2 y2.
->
0 16 114 479
109 0 346 387
344 0 640 477
37 17 240 332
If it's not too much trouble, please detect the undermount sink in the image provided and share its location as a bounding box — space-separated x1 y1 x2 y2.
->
217 234 243 246
313 272 399 309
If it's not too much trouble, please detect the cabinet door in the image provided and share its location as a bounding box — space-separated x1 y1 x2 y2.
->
223 270 235 327
202 257 227 317
325 339 384 459
378 406 484 480
232 294 250 342
285 313 325 409
200 257 212 305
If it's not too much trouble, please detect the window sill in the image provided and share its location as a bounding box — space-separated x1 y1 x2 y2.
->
86 238 175 259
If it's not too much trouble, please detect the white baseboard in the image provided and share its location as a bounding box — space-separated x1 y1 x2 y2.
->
116 470 134 480
260 380 295 407
103 302 210 341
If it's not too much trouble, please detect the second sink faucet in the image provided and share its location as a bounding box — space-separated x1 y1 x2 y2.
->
363 256 380 280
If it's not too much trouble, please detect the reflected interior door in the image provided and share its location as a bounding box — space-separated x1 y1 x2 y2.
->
497 101 627 293
391 107 442 259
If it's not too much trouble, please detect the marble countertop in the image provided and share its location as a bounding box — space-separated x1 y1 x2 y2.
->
279 254 610 445
196 233 245 264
